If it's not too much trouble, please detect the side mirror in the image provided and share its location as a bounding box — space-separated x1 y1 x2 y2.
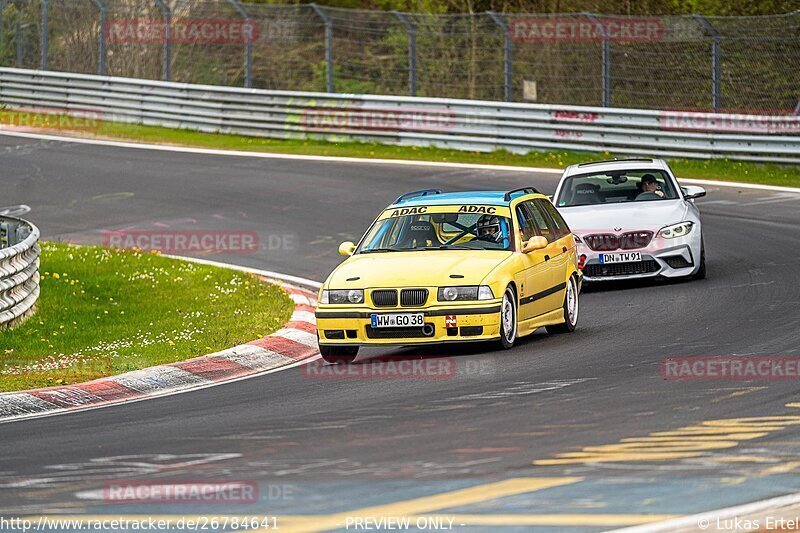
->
682 186 706 200
338 241 356 256
522 236 548 253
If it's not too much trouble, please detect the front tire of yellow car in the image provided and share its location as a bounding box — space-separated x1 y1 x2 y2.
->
497 285 518 349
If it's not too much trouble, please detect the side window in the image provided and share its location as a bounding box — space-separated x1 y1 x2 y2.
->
515 204 538 243
527 201 554 243
537 199 570 239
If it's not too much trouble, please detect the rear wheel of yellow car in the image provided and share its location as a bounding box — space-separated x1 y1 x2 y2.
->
546 275 579 334
497 286 518 349
319 342 359 364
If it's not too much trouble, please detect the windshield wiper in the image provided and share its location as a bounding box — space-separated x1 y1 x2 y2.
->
359 247 402 254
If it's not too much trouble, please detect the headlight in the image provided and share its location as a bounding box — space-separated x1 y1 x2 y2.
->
658 221 694 239
321 289 364 304
438 285 494 301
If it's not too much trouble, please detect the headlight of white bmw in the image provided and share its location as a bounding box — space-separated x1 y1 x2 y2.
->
438 285 494 302
321 289 364 304
658 221 694 239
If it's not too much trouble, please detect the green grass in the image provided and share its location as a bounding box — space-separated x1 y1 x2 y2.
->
2 110 799 188
0 242 293 392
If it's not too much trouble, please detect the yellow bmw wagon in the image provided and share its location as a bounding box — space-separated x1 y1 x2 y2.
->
315 188 582 363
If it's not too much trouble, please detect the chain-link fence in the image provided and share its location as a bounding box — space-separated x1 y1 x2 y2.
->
1 0 798 113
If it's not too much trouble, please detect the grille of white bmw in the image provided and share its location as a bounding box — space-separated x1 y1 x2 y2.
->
585 231 653 251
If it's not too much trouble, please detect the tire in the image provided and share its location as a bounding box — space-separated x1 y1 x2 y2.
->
496 285 518 349
319 343 359 364
546 275 579 334
692 237 706 280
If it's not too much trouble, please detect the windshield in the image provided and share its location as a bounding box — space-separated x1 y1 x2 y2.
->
358 211 513 252
556 169 679 207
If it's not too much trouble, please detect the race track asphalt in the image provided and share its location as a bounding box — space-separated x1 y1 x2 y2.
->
1 134 800 530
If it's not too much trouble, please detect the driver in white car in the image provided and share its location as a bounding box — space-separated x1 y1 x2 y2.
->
639 174 665 199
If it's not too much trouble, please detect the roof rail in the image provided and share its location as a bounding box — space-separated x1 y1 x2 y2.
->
394 189 442 203
577 158 653 167
504 187 540 201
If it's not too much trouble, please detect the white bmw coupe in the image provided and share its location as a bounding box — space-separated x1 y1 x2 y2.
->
553 158 706 282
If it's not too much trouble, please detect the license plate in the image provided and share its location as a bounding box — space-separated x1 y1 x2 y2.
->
371 313 424 328
600 252 642 264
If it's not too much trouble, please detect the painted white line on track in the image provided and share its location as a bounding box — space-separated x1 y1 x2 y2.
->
613 491 800 533
3 128 798 193
163 254 322 290
0 129 561 174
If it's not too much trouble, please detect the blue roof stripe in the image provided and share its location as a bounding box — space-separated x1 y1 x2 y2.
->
390 191 526 207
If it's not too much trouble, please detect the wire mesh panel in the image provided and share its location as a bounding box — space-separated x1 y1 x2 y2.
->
0 1 41 69
246 3 324 91
0 2 797 113
104 0 166 80
407 13 505 101
608 15 711 111
168 0 249 86
710 12 800 114
323 7 408 96
508 13 604 106
44 0 101 74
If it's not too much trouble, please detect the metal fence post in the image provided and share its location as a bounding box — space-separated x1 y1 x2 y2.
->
154 0 171 81
310 3 333 93
487 11 512 102
0 0 5 51
91 0 106 75
392 11 416 97
694 14 721 112
227 0 252 88
40 0 47 69
586 13 610 107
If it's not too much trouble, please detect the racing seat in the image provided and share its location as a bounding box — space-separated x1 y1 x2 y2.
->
573 183 602 205
402 220 440 248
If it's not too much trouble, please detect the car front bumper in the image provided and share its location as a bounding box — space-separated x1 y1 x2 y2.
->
315 302 502 346
579 232 702 282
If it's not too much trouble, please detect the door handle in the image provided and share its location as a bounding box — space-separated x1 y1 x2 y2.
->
544 255 550 261
562 246 568 253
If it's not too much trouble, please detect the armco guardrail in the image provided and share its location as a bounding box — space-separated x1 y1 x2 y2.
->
0 216 40 328
1 68 799 164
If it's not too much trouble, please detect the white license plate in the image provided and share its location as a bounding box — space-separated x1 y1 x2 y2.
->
600 252 642 264
371 313 424 328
